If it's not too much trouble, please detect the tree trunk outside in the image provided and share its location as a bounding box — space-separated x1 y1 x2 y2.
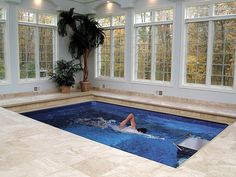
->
83 49 89 82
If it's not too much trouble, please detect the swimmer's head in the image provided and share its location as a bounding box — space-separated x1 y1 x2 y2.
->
137 128 147 133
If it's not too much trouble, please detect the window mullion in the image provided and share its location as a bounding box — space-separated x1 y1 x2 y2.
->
25 27 28 79
222 25 227 86
134 28 138 80
53 29 56 73
184 23 188 84
151 25 156 81
206 21 214 86
233 48 236 90
35 27 40 79
97 46 101 77
2 22 7 81
110 29 114 78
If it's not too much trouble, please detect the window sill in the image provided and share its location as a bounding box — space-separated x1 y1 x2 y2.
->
0 80 11 85
18 78 51 84
180 83 235 93
131 79 173 87
95 76 127 83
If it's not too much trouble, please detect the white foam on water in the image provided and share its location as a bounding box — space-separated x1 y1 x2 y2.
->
74 117 110 129
75 117 165 140
144 134 165 140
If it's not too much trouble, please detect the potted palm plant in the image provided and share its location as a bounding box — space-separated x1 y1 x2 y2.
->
50 59 82 93
58 8 105 92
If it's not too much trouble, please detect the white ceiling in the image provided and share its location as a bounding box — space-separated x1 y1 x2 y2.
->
67 0 100 4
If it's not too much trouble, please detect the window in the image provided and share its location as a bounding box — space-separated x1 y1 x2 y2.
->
18 10 56 80
18 25 36 79
97 15 125 79
134 9 173 82
211 19 236 86
0 7 6 81
184 1 236 88
186 22 208 84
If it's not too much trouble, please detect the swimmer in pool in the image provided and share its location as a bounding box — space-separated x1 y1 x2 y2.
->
108 114 164 140
119 113 147 133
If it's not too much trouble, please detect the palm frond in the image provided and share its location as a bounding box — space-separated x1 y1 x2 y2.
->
58 8 77 36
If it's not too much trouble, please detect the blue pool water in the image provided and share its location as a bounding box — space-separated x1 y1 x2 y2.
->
22 101 227 167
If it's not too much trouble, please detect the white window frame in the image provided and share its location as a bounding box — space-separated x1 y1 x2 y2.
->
95 15 126 81
133 8 174 86
17 9 57 83
181 0 236 92
0 6 10 85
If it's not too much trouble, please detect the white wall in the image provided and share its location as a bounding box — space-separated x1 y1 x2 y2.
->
88 0 236 104
0 0 78 94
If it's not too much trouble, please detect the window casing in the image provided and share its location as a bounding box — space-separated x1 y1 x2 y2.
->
0 7 6 81
184 1 236 89
96 16 125 79
134 9 173 83
18 9 57 81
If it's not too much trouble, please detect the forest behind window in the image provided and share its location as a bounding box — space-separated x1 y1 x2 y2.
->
185 1 236 87
18 10 56 80
135 9 173 82
97 16 125 79
0 8 6 80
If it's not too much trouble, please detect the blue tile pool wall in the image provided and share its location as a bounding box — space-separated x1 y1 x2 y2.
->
22 101 227 168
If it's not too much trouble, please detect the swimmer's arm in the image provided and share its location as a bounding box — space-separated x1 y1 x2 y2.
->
119 113 136 129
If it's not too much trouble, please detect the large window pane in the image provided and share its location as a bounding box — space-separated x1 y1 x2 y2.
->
97 16 125 79
19 25 36 79
211 19 236 86
18 10 36 23
135 9 173 82
38 14 56 26
155 24 173 81
215 1 236 16
0 23 5 80
186 5 209 19
99 30 111 77
97 18 110 27
39 27 54 78
113 16 125 26
18 10 56 80
114 28 125 78
135 12 152 24
185 3 236 88
156 9 173 22
0 8 6 20
186 22 208 84
136 26 152 80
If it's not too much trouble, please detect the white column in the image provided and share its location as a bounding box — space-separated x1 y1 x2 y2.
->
8 3 19 85
125 8 134 82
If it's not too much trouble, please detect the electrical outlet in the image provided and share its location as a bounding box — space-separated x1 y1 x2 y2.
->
155 90 163 96
33 86 40 92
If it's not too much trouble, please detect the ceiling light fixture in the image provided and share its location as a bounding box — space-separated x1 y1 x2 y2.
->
34 0 42 6
106 0 113 10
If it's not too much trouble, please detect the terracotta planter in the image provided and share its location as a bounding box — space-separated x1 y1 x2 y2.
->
80 81 91 92
60 86 71 93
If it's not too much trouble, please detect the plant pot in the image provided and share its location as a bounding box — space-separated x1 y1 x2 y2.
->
60 86 71 93
80 81 91 92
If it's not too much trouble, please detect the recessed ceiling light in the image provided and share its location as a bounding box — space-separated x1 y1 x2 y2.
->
34 0 42 6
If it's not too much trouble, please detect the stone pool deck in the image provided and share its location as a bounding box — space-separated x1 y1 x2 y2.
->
0 91 236 177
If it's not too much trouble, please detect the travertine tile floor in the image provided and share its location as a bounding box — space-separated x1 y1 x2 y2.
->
0 91 236 177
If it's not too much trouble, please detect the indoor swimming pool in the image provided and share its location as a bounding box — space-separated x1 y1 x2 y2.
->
22 101 227 167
